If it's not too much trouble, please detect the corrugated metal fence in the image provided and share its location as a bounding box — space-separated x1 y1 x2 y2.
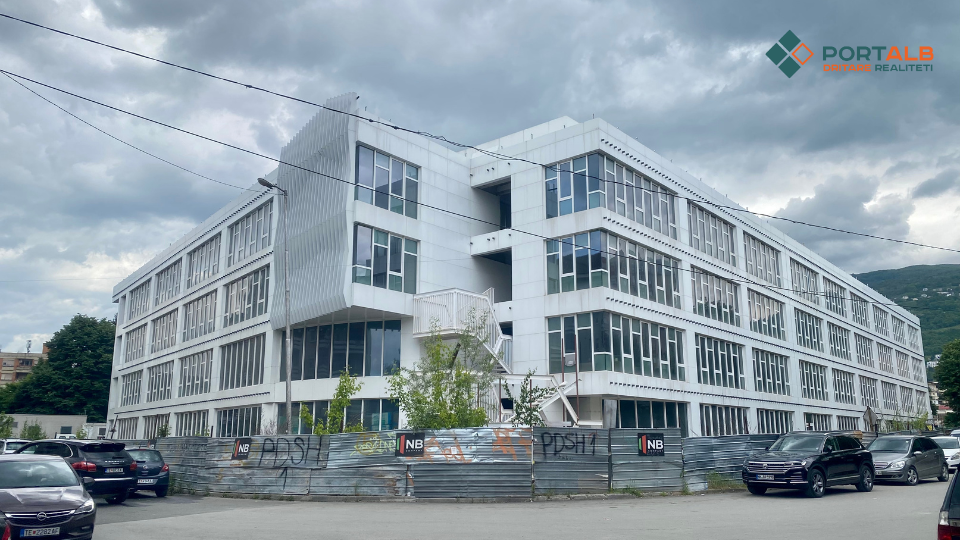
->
143 428 851 498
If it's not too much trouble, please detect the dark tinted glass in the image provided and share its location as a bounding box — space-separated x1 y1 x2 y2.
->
868 438 911 453
769 435 824 452
127 450 163 462
0 461 80 488
839 436 861 450
81 443 129 461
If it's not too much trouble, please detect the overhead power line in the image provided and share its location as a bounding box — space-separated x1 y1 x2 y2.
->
0 69 944 319
1 11 957 255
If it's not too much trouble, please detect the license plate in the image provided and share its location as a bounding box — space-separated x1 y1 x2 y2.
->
105 467 123 474
138 478 156 484
757 474 774 481
21 528 60 537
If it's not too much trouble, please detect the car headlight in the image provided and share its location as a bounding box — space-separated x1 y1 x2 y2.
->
801 459 810 467
951 452 960 460
890 460 906 470
76 498 96 514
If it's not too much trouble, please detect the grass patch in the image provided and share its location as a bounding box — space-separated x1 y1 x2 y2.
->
706 472 746 491
610 487 645 498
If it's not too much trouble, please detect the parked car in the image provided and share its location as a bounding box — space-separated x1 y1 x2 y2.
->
55 434 78 440
0 454 97 539
742 432 874 498
932 436 960 472
868 435 948 485
1 439 30 454
126 448 170 497
15 439 137 504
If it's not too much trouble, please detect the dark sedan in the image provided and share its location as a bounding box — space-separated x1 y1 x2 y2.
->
127 449 170 497
0 454 97 539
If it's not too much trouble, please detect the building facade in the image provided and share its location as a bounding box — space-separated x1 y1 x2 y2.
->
0 351 42 387
106 93 929 439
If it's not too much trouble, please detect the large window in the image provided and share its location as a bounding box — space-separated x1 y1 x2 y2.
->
619 400 687 437
700 404 748 436
223 266 269 328
837 416 859 431
860 376 879 409
175 410 209 437
145 361 174 403
881 381 898 410
143 414 170 440
282 399 399 434
753 349 790 396
150 310 178 353
743 233 782 286
352 225 418 293
896 351 910 379
219 334 265 391
179 350 213 398
850 292 870 328
877 343 894 373
154 260 182 306
873 306 889 337
916 392 928 415
790 259 820 304
182 291 217 342
281 320 401 381
823 278 846 317
855 334 874 367
688 203 737 266
799 360 828 401
747 290 786 340
900 386 915 414
186 234 221 289
216 406 261 437
828 322 851 360
547 312 684 380
695 335 745 389
757 409 794 435
892 317 906 345
833 369 856 405
795 309 824 352
804 413 831 431
125 324 148 364
355 145 419 218
544 153 677 239
908 325 920 351
546 232 681 308
227 200 272 267
691 268 740 326
913 357 925 382
114 417 138 440
120 371 142 407
128 281 151 320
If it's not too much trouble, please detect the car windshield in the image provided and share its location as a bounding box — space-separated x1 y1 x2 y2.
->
127 450 162 462
0 461 80 489
869 438 911 453
769 436 824 452
934 438 960 449
5 442 27 452
81 443 128 461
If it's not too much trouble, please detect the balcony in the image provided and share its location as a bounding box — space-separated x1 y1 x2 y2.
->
413 288 511 373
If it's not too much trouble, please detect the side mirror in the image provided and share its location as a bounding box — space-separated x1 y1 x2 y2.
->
82 477 95 488
914 451 923 456
823 448 832 454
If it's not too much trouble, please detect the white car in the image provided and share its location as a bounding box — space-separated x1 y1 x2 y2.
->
0 438 30 454
932 436 960 471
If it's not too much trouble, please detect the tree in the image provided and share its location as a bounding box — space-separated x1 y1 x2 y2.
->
389 315 497 430
937 339 960 426
5 315 115 422
20 421 46 440
0 413 14 439
298 368 364 434
504 371 552 428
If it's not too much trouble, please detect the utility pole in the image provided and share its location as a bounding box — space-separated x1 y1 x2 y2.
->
258 177 293 435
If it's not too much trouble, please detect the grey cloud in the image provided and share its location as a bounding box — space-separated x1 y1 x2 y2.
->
913 169 960 199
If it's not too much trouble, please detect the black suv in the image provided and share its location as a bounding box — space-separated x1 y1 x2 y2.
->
15 440 137 504
742 432 874 498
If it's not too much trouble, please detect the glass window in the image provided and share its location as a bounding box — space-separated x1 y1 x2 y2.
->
688 204 737 266
691 267 740 326
353 225 417 294
227 200 272 267
186 234 221 288
743 233 782 286
154 259 182 306
823 277 847 317
795 309 824 352
179 350 212 398
182 291 217 342
753 349 790 396
799 360 828 401
150 309 178 353
790 259 820 305
222 266 270 327
127 281 151 321
747 290 786 340
219 334 265 391
355 145 418 218
828 323 851 360
850 292 870 328
700 404 748 436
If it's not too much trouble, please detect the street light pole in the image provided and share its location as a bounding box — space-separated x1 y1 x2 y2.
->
259 177 293 435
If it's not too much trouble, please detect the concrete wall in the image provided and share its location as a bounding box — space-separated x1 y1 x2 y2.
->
8 414 87 438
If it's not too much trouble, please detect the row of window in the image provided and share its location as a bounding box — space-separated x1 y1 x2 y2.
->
122 266 270 364
280 320 402 381
118 333 266 407
121 200 273 325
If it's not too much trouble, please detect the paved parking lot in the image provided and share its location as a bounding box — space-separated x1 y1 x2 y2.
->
95 480 948 539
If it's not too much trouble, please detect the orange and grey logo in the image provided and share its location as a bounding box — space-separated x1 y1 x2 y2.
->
638 433 665 456
395 433 425 456
767 31 813 78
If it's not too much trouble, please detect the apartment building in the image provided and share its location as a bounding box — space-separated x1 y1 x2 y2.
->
106 93 929 439
0 351 42 387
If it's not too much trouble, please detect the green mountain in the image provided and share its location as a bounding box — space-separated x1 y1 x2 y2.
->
853 264 960 358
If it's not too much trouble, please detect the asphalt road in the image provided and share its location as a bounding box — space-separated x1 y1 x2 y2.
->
94 480 948 539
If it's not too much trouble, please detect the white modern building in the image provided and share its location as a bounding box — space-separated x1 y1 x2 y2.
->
106 92 930 440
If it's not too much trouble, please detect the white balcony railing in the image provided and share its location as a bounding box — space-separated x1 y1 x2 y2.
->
413 288 510 372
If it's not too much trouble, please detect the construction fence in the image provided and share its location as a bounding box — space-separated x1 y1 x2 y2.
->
135 429 797 499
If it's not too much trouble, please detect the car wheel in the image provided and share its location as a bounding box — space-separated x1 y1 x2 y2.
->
105 492 128 505
805 469 825 498
155 487 169 498
905 466 919 486
856 465 874 492
939 464 949 482
747 484 767 495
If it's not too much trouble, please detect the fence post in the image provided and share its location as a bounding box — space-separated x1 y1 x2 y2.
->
607 428 613 492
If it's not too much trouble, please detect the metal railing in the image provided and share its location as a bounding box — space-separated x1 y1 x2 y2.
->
413 287 509 372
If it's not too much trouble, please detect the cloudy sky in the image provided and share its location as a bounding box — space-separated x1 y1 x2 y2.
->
0 0 957 351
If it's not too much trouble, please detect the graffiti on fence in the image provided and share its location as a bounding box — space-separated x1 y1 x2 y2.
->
352 432 396 457
492 428 532 460
539 431 599 460
256 436 320 468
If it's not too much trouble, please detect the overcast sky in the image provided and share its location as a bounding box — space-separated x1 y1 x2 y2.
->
0 0 958 352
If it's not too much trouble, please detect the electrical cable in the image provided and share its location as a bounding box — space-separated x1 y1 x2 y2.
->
1 11 957 254
0 69 944 317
